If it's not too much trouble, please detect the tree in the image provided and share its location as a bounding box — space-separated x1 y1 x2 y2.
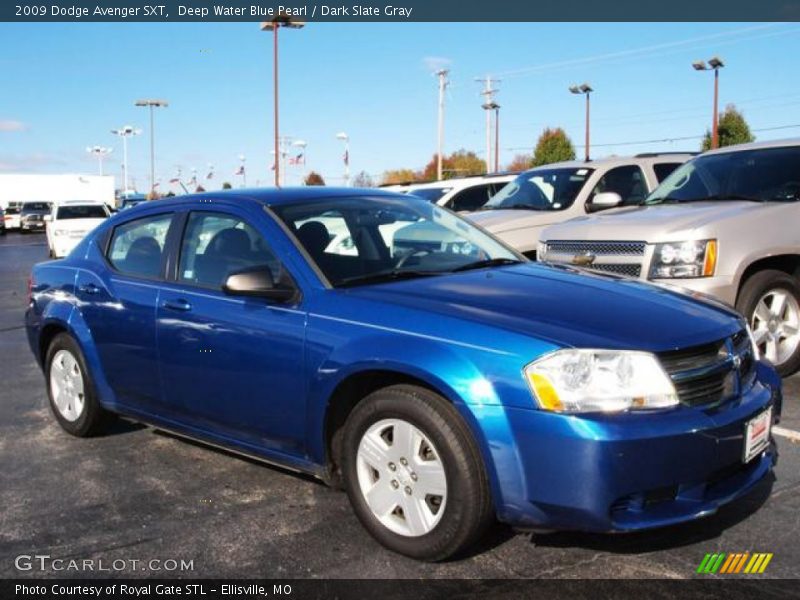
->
702 104 755 151
381 169 418 185
222 181 232 190
532 128 576 166
506 153 534 172
421 149 485 181
304 171 325 186
352 170 375 188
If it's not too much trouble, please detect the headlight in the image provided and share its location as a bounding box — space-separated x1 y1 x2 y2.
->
649 239 716 279
524 349 678 413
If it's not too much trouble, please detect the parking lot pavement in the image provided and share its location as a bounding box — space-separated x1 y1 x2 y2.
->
1 232 798 580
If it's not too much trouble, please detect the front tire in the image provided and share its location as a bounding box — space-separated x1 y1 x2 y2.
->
341 384 492 561
737 270 800 376
45 333 114 436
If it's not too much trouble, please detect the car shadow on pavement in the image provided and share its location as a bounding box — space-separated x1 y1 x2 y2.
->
526 474 775 554
101 417 148 436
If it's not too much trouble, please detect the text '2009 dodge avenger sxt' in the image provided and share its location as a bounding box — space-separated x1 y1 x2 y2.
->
25 189 781 560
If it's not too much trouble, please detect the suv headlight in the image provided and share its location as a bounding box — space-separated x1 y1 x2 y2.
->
649 239 717 279
524 349 678 413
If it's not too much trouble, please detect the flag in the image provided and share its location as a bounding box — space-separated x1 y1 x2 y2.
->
153 182 160 188
169 177 179 184
343 149 349 166
270 163 276 171
206 170 214 180
289 152 304 165
234 165 245 175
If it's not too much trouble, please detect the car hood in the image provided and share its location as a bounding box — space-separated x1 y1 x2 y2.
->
345 263 742 352
541 201 763 241
467 209 567 234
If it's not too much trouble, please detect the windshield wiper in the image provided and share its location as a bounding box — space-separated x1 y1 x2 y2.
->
451 257 523 272
337 269 442 288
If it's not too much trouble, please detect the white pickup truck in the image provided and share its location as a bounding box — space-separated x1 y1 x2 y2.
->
539 138 800 376
46 200 110 258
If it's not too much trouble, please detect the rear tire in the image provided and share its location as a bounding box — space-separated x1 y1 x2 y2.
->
341 384 492 561
737 270 800 376
45 333 115 436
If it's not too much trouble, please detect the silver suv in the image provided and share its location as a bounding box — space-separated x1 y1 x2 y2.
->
467 153 693 257
539 138 800 375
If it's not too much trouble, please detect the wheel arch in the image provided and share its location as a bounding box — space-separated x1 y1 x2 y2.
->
736 254 800 303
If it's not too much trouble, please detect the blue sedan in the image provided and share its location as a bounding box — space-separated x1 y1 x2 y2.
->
25 188 781 560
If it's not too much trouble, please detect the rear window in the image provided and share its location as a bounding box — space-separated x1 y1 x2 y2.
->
56 205 108 220
653 162 683 183
22 203 50 213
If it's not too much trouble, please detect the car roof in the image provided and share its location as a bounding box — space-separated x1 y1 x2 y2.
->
127 187 402 211
520 154 695 174
701 137 800 156
407 174 516 191
55 199 108 206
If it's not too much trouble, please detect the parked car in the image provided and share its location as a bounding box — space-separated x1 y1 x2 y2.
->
466 154 694 258
538 139 800 376
45 200 110 258
26 189 780 561
20 202 51 233
3 201 22 230
406 173 518 212
0 207 5 235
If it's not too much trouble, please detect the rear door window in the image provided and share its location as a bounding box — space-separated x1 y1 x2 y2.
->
107 214 173 279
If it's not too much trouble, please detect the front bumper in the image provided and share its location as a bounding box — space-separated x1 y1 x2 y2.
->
21 222 45 231
485 361 780 532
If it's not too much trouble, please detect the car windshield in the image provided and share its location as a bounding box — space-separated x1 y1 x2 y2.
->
646 146 800 204
22 203 50 213
407 187 452 203
273 196 522 288
483 167 593 211
56 205 109 219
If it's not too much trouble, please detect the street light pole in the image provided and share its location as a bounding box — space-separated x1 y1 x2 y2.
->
135 99 168 196
111 125 141 193
494 104 500 172
693 57 725 149
261 16 305 188
86 146 112 176
435 69 449 180
336 132 350 187
569 83 593 161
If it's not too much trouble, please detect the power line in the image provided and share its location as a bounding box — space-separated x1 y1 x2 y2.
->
503 123 800 151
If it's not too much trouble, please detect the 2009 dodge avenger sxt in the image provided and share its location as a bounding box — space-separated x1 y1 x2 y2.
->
25 189 781 560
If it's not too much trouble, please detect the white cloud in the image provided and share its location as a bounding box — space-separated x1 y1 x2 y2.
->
0 120 26 132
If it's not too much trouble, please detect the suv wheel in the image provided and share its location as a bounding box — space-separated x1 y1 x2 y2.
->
45 333 115 436
737 270 800 376
341 384 492 561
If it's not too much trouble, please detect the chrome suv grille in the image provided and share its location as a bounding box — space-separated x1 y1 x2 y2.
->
545 240 646 256
657 330 755 408
587 263 642 278
543 240 647 279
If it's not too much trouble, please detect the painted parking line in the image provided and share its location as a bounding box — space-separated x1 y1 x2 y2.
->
773 426 800 443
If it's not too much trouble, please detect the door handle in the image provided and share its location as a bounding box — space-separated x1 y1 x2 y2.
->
78 283 100 295
163 299 192 312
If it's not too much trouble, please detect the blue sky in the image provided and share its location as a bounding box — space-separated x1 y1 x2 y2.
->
1 22 800 190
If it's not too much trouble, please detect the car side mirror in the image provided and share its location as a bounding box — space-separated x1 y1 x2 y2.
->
43 215 52 222
223 267 296 303
587 192 622 213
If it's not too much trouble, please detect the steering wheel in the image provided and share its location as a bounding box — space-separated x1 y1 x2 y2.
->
395 249 431 269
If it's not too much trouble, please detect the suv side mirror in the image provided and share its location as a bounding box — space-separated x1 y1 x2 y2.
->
587 192 622 213
223 267 296 303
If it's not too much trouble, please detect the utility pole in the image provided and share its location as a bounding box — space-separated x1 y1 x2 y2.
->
435 69 449 181
477 76 500 174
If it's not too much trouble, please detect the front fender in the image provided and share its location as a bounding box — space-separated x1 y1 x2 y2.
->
304 330 531 517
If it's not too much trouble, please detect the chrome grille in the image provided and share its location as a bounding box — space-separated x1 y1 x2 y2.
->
657 330 756 408
587 263 642 278
546 240 646 256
